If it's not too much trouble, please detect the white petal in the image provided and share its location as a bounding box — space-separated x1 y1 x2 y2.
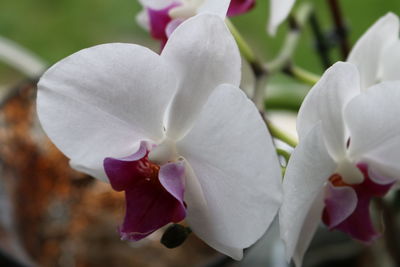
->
297 62 360 161
367 160 400 182
347 13 399 89
165 19 184 38
162 14 241 140
381 40 400 81
198 0 231 18
292 192 325 267
183 162 243 260
345 81 400 180
138 0 176 9
268 0 295 35
37 43 177 181
280 123 336 263
177 84 282 256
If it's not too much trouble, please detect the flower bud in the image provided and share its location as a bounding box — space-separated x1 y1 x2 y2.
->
160 224 191 248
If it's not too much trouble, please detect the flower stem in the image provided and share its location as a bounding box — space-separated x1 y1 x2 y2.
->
309 12 331 69
263 116 298 147
226 19 268 109
226 19 265 77
253 74 268 111
227 16 302 151
265 3 314 74
327 0 350 59
276 148 291 164
284 64 320 86
263 2 321 86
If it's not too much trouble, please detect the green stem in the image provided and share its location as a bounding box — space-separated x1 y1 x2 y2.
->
265 3 313 74
226 19 266 78
265 30 299 73
264 3 322 86
281 166 287 177
267 121 298 147
253 74 268 110
285 65 320 86
226 19 268 108
276 148 291 163
227 19 301 149
226 19 258 66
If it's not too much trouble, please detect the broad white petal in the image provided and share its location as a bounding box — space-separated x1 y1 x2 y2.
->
162 14 241 140
138 0 176 9
292 192 325 267
37 43 177 181
198 0 231 18
297 62 360 161
381 40 400 81
268 0 295 35
347 13 399 89
177 84 282 256
184 162 243 260
345 81 400 180
280 123 336 263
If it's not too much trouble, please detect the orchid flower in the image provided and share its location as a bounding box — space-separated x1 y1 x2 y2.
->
279 61 400 266
268 0 295 35
136 0 254 46
36 14 282 259
280 14 400 266
347 12 400 89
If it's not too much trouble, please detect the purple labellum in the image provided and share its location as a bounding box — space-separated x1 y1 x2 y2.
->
322 163 394 243
104 141 186 241
323 182 358 229
227 0 256 17
148 2 181 48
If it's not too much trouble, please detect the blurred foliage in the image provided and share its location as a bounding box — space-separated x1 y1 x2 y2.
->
0 0 148 63
231 0 400 73
0 0 399 75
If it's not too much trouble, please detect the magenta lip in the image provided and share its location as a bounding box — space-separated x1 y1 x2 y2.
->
103 141 186 241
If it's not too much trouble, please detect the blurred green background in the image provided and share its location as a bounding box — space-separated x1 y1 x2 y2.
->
0 0 399 91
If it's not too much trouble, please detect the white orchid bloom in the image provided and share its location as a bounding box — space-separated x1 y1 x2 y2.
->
280 61 400 267
347 12 400 89
37 14 282 259
268 0 295 35
136 0 254 46
280 14 400 266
